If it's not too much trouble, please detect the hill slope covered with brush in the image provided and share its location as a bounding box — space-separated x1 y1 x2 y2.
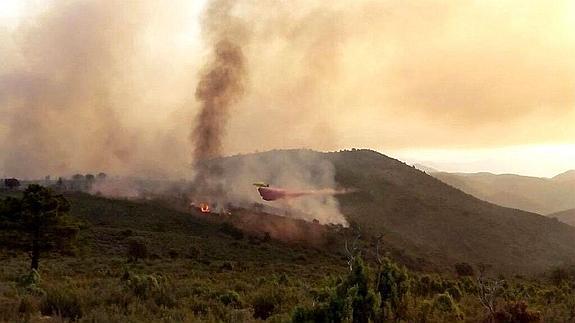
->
223 149 575 274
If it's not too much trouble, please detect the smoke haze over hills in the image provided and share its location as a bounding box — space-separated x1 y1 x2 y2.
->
0 0 574 178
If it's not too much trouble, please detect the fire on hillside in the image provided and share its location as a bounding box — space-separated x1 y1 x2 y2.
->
186 198 347 247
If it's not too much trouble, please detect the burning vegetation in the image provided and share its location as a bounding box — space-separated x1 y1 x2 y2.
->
199 202 211 213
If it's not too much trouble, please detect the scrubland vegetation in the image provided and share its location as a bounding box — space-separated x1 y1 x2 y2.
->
1 186 575 322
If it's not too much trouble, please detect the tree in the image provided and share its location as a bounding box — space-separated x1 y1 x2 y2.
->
454 262 475 277
0 196 22 223
348 257 379 323
85 174 95 190
4 178 21 190
127 238 148 262
376 257 411 321
476 265 504 321
71 174 85 191
5 185 79 270
56 177 64 190
292 256 378 323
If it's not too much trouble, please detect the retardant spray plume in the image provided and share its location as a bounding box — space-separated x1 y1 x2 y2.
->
255 184 355 202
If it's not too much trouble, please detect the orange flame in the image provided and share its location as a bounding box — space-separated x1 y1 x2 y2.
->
199 202 210 213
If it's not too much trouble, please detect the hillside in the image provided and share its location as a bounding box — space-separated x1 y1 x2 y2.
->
430 171 575 214
4 149 575 276
217 149 575 274
0 191 351 322
2 151 575 321
551 208 575 227
4 189 575 322
553 170 575 182
63 192 342 264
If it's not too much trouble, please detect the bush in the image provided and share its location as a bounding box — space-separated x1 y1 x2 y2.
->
219 222 244 240
16 269 45 296
167 249 179 259
377 257 411 320
40 287 83 320
16 269 40 288
433 293 458 312
120 270 177 308
278 273 289 285
154 287 177 308
416 300 433 322
120 229 133 237
548 266 573 286
446 285 463 301
454 262 475 277
218 290 241 307
220 261 234 272
494 301 541 323
188 245 202 259
121 271 160 298
432 293 464 321
126 238 148 262
252 286 283 320
18 296 38 318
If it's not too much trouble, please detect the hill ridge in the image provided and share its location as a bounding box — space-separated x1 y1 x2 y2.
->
245 149 575 274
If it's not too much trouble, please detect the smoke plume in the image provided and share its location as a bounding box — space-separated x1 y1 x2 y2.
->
218 150 349 225
190 0 248 206
0 1 195 180
1 0 573 178
193 39 245 161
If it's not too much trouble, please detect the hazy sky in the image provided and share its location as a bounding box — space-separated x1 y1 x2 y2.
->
0 0 573 178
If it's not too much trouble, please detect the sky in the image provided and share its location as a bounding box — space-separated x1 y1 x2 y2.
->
0 0 573 179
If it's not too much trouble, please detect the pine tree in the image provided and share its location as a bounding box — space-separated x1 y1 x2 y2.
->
2 185 80 270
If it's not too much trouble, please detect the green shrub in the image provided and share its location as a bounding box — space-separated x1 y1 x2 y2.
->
433 293 457 312
458 276 477 294
548 266 574 286
219 222 244 240
126 238 148 262
154 287 177 308
218 290 241 307
494 301 541 323
377 257 411 320
16 269 40 288
18 295 38 318
122 272 160 298
40 287 83 320
16 269 45 296
454 262 475 277
431 293 463 321
278 273 290 285
293 257 378 323
446 285 463 301
252 286 283 320
189 299 210 315
416 300 433 322
349 258 379 323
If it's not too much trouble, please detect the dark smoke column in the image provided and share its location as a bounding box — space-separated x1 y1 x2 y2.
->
191 0 247 200
193 40 245 161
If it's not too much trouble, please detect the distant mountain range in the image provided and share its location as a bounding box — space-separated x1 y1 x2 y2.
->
219 150 575 274
425 169 575 215
551 208 575 227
